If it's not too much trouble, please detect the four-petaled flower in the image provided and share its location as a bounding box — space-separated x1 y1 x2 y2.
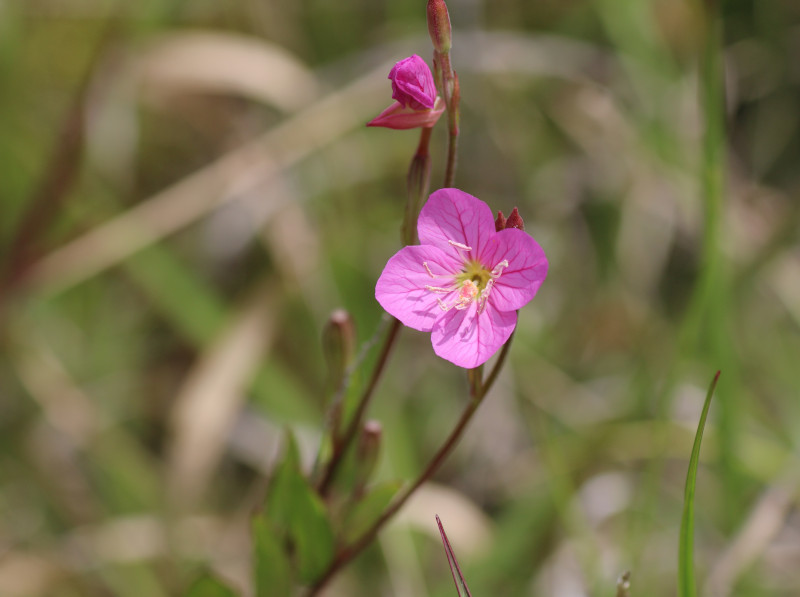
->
367 55 446 130
375 189 548 368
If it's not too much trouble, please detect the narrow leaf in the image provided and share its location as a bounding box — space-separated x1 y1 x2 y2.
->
678 370 720 597
437 515 472 597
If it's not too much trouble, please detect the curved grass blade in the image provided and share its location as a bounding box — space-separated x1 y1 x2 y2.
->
678 371 720 597
436 515 472 597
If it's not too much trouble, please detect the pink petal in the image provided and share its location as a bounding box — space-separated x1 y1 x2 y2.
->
478 228 549 312
366 97 446 130
375 245 462 332
431 303 517 368
389 55 436 110
417 189 497 262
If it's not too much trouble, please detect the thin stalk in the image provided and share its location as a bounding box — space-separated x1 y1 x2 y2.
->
0 18 121 300
402 127 433 246
308 343 515 594
437 52 460 187
317 317 402 495
317 127 433 495
481 327 515 395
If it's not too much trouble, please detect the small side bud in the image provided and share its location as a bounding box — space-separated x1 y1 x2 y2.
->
495 210 506 232
322 309 356 393
427 0 452 54
354 420 382 492
504 207 525 231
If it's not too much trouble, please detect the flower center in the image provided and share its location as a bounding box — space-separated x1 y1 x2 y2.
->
455 259 493 293
422 244 509 313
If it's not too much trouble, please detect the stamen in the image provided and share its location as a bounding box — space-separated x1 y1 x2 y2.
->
447 240 472 251
432 279 479 312
478 279 494 314
491 259 509 278
425 284 455 294
422 261 452 279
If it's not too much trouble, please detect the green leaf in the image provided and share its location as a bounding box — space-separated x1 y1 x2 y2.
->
342 481 401 543
185 574 238 597
291 481 336 583
678 371 720 597
266 432 336 584
267 431 303 535
253 514 292 597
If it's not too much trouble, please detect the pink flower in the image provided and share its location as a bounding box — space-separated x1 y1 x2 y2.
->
375 189 548 368
389 55 436 110
367 55 445 130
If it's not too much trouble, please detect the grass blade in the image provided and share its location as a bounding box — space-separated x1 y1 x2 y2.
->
436 515 472 597
678 370 720 597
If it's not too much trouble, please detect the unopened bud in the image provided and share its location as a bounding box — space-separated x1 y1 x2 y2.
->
495 210 506 232
354 420 382 490
322 309 356 393
427 0 452 54
504 207 525 231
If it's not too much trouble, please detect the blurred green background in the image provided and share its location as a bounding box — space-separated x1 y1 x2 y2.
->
2 0 800 595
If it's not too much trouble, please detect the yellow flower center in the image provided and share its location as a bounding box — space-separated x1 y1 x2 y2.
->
455 259 493 294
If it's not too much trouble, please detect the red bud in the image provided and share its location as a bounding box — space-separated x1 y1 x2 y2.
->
505 207 524 231
495 211 506 232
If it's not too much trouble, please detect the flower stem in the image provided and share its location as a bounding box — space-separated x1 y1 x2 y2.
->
308 381 485 595
317 127 434 495
402 127 433 246
308 334 516 594
437 52 460 187
481 326 515 396
317 317 402 495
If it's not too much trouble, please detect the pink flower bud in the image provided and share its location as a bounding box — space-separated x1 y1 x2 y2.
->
366 96 445 130
388 55 437 110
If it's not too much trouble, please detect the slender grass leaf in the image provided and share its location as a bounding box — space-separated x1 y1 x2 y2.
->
678 370 720 597
437 515 472 597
